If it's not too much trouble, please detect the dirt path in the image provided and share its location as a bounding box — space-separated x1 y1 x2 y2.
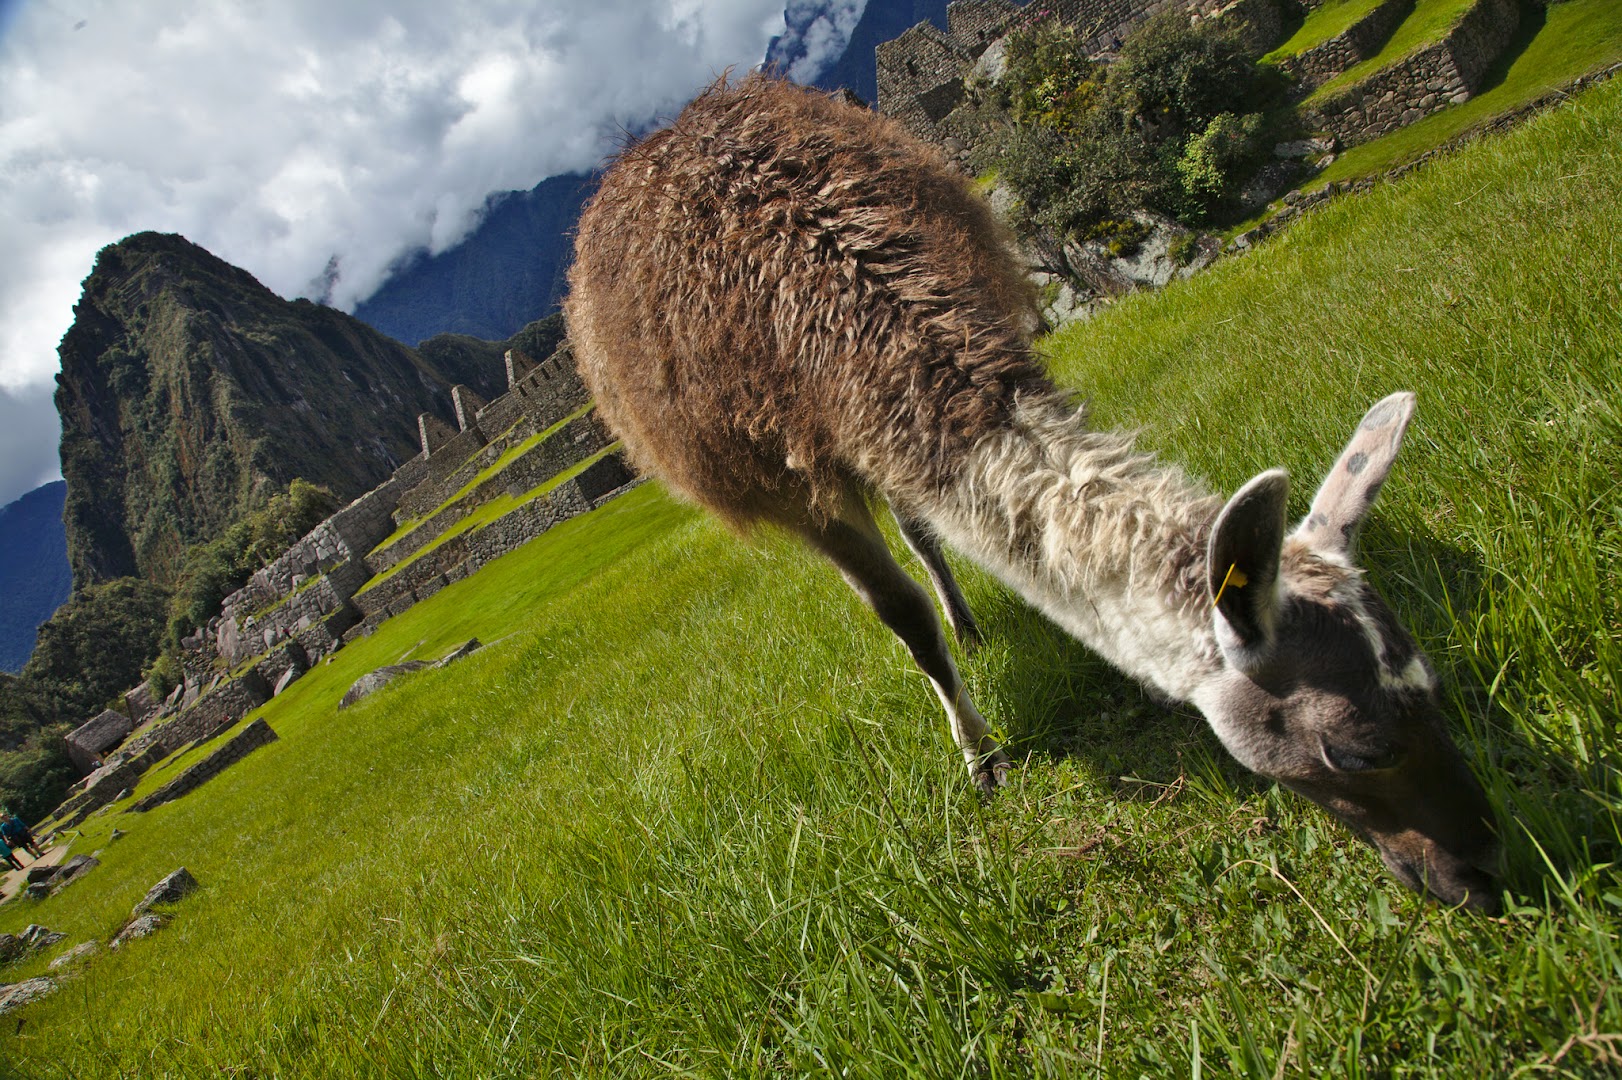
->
0 842 66 903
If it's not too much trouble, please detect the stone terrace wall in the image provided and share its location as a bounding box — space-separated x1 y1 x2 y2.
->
132 718 278 813
1303 0 1518 146
54 759 144 828
218 559 366 665
118 670 271 764
1279 0 1413 93
221 475 409 623
375 413 614 573
348 454 634 637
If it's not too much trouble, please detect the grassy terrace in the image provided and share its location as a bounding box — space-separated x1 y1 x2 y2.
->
1311 0 1622 186
354 442 623 597
1303 0 1476 103
1262 0 1388 64
368 403 598 558
3 78 1621 1077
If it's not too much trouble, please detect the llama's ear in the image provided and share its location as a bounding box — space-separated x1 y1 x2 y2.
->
1295 392 1415 556
1209 468 1289 653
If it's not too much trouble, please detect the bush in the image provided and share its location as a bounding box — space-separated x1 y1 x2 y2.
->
978 8 1275 241
1175 111 1267 220
1109 11 1261 135
0 729 76 823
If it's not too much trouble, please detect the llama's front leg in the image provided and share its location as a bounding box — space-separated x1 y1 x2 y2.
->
892 508 984 653
798 504 1010 793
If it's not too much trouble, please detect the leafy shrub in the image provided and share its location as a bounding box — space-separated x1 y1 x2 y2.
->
162 478 339 652
1110 11 1261 135
974 8 1276 241
1000 18 1101 133
1175 111 1267 220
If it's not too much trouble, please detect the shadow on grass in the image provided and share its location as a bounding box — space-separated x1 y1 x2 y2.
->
1475 1 1549 98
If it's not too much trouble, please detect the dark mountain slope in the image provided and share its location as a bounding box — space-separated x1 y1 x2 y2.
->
55 232 507 588
0 481 72 674
808 0 951 104
352 173 597 346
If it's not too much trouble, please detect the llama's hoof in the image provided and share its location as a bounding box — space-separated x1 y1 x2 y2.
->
954 620 985 656
970 749 1012 795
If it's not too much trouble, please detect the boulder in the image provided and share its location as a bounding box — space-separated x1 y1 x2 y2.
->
339 662 429 709
109 913 169 949
0 926 66 965
0 976 57 1015
49 941 99 970
133 867 200 918
273 666 302 697
48 855 99 896
23 883 49 900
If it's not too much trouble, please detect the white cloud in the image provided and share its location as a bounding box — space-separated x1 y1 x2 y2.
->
775 0 866 84
0 0 789 506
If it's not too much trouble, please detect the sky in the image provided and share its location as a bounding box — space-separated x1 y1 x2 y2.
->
0 0 866 509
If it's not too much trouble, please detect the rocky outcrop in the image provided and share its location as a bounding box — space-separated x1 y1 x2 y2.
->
339 663 430 709
0 925 66 965
131 867 199 916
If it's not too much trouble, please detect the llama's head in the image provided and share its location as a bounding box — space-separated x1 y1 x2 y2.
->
1192 393 1501 912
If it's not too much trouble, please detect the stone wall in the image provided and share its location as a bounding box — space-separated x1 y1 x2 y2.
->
1278 0 1413 93
117 670 270 764
471 346 589 441
877 22 978 138
131 718 278 813
54 759 144 828
947 0 1021 52
219 475 408 626
376 413 614 572
349 454 633 636
1302 0 1518 146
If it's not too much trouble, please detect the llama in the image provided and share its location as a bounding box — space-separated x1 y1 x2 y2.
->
565 76 1499 912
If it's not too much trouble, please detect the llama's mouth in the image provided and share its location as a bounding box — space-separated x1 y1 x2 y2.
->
1377 845 1502 914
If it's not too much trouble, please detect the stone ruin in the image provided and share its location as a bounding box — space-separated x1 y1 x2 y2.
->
45 338 639 826
868 0 1525 317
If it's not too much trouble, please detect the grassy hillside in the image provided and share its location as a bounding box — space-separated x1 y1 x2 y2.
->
4 76 1621 1078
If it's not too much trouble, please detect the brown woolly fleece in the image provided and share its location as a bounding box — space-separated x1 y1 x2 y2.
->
566 74 1051 529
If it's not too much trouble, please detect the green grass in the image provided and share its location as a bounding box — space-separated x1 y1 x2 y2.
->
1310 0 1622 186
1262 0 1389 64
1305 0 1478 104
4 79 1622 1078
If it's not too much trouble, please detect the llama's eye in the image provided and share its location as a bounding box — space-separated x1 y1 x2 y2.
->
1321 738 1402 773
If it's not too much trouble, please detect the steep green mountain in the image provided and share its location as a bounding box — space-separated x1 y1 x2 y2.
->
55 232 508 589
351 173 596 345
0 480 72 674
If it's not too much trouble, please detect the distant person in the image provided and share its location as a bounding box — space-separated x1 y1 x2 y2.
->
0 834 21 872
1 811 41 859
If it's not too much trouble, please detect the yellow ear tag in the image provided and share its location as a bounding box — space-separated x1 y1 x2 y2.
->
1212 563 1249 608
